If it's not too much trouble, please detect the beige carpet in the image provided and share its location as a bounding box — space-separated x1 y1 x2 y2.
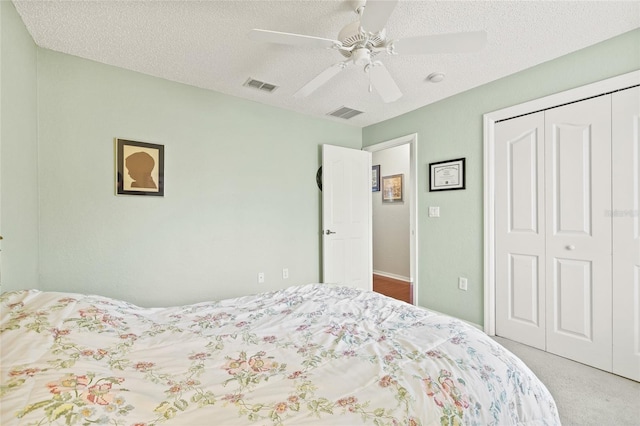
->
493 336 640 426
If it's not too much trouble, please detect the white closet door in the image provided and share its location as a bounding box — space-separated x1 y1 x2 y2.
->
495 112 546 349
612 86 640 381
545 95 612 372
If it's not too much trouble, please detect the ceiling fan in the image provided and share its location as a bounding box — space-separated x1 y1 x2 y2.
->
248 0 487 103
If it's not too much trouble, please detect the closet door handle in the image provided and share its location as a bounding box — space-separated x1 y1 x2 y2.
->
566 245 576 251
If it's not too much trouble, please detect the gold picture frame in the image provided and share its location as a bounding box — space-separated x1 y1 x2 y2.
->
382 174 403 203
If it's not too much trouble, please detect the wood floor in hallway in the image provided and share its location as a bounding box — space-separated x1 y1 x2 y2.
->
373 274 412 304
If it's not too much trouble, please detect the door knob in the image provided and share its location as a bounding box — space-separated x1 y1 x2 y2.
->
325 230 336 235
566 245 576 250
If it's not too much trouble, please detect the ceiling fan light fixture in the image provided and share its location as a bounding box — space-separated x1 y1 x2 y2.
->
352 48 371 66
426 72 445 83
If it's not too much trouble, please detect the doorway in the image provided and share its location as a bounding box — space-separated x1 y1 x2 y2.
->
364 134 418 304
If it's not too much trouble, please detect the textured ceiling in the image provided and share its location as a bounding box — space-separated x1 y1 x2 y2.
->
12 0 640 127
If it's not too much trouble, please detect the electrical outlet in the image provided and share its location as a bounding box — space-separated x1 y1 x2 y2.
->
257 272 265 284
458 277 468 291
282 268 289 279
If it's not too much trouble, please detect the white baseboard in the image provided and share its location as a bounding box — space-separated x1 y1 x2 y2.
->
373 270 411 283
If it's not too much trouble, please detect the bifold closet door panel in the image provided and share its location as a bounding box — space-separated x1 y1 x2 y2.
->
544 95 613 372
495 112 546 350
612 86 640 382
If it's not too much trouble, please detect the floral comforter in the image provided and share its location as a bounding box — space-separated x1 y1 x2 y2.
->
1 284 559 425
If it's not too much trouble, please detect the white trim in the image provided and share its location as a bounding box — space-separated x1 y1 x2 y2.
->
483 70 640 336
483 113 496 335
373 270 411 283
364 133 419 305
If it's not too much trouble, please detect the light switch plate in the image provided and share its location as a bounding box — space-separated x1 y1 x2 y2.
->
429 206 440 217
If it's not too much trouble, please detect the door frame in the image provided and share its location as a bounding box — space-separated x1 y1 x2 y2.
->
483 70 640 335
364 133 418 304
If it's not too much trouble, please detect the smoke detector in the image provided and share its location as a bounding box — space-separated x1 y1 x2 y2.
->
426 72 446 83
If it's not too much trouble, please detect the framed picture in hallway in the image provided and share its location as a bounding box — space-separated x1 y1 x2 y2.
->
372 165 380 192
116 139 165 196
429 157 465 191
382 174 403 203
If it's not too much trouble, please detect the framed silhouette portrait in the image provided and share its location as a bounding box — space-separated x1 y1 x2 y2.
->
116 139 164 196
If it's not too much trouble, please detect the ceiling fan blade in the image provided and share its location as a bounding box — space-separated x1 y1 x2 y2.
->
369 62 402 103
249 29 341 49
294 62 350 98
392 30 487 55
360 0 398 34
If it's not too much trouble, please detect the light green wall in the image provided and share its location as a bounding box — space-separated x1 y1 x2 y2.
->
32 51 360 307
363 29 640 326
4 1 639 319
0 0 39 292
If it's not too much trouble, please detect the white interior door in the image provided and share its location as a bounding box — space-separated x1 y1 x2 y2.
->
612 86 640 381
545 95 612 372
495 112 546 350
322 144 372 291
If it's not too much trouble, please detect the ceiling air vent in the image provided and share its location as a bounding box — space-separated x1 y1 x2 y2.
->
327 106 364 120
243 78 278 93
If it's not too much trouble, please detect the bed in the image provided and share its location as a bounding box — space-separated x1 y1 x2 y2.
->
1 284 560 425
